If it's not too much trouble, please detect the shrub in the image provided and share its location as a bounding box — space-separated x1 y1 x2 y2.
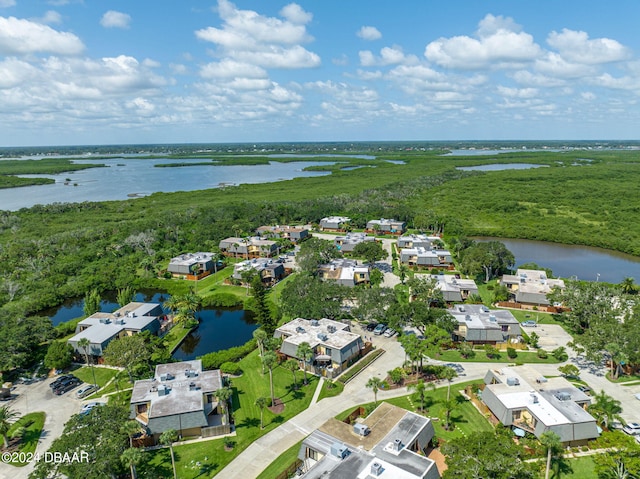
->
507 347 517 359
552 347 568 362
202 293 243 308
200 339 257 370
220 362 243 376
537 348 548 359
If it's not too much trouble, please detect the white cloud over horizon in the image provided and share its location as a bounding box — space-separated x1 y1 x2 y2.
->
100 11 132 29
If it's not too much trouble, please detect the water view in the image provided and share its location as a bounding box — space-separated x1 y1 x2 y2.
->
456 163 549 171
475 237 640 284
0 158 334 211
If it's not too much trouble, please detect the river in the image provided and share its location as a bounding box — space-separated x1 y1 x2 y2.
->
475 237 640 283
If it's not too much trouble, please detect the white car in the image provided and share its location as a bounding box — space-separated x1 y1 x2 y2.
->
622 422 640 436
79 402 103 416
76 384 99 399
383 328 397 338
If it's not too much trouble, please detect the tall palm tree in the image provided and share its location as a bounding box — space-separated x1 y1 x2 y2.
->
0 406 19 449
366 377 383 405
442 398 457 430
159 429 178 479
284 359 299 390
296 342 313 385
440 366 458 401
262 351 277 406
540 431 562 479
120 447 143 479
588 390 623 430
408 379 435 413
253 328 268 372
78 337 98 387
255 396 268 430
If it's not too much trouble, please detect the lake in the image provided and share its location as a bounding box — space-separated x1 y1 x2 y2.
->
41 290 257 359
456 163 549 171
475 237 640 283
0 158 334 211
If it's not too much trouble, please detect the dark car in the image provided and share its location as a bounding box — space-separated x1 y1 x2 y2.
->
50 375 75 389
53 378 81 395
366 322 378 332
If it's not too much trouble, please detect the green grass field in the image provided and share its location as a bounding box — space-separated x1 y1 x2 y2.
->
6 412 46 466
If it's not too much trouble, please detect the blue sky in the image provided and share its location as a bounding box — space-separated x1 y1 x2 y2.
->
2 0 640 146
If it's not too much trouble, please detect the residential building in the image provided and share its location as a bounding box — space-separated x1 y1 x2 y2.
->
422 273 478 302
232 257 286 285
219 236 277 258
167 252 220 279
297 402 440 478
319 216 351 231
256 225 310 243
68 302 164 359
366 218 406 234
399 247 453 268
448 304 520 344
318 258 370 287
482 365 599 445
333 232 376 253
275 318 365 378
500 269 565 307
130 360 228 444
397 234 442 250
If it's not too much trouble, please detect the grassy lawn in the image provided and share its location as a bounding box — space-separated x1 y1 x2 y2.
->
561 456 597 479
255 440 303 479
433 349 562 364
6 412 46 466
72 365 117 388
316 380 344 402
140 349 319 478
85 371 132 399
162 323 194 353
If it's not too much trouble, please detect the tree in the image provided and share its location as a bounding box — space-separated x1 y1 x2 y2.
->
588 390 623 430
352 241 388 266
540 431 562 479
398 264 409 285
439 366 457 401
457 342 475 359
83 288 101 317
216 387 233 423
620 277 637 295
0 311 53 372
44 341 74 371
284 358 299 390
255 396 268 430
442 398 457 430
121 420 141 448
459 241 515 282
388 367 406 385
78 337 98 387
408 379 435 412
280 274 348 320
296 237 341 274
558 364 580 379
297 342 313 385
116 286 136 308
120 447 143 479
102 334 151 382
253 328 268 372
528 331 540 348
251 275 276 334
159 429 178 479
262 351 277 406
442 430 534 479
366 377 383 405
0 405 19 449
163 293 201 328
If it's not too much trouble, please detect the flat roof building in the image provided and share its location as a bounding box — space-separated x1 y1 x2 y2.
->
319 216 351 231
167 252 218 278
397 234 442 250
399 247 453 268
333 232 376 253
256 225 310 242
448 304 520 344
366 218 406 234
219 236 278 258
501 269 565 307
318 258 370 287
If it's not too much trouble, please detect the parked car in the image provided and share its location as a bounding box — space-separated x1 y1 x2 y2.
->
366 322 378 332
53 378 81 395
577 385 591 394
622 422 640 436
383 328 397 338
521 320 537 327
373 324 387 335
76 384 99 399
50 374 75 389
79 402 103 416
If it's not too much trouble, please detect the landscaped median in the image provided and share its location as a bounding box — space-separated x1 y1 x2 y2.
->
4 411 46 466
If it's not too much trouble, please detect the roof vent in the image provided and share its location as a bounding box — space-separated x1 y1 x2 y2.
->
506 377 520 386
489 315 497 322
458 305 466 312
157 384 170 396
465 315 471 321
296 326 306 334
310 319 319 327
393 438 403 451
555 392 571 401
160 373 174 382
371 462 383 477
353 423 370 436
530 393 539 404
98 318 110 324
330 442 349 460
317 333 328 341
327 325 337 333
189 382 198 391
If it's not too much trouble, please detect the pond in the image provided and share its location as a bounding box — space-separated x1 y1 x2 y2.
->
39 289 257 358
474 237 640 284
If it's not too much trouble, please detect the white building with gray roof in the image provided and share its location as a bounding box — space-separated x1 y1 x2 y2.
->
318 258 370 287
319 216 351 231
68 302 163 358
130 360 227 443
448 304 520 344
397 234 441 249
482 365 599 445
297 402 440 478
333 232 376 253
275 318 365 378
399 247 452 268
501 269 565 307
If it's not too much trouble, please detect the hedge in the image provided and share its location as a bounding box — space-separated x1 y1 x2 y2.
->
200 338 257 370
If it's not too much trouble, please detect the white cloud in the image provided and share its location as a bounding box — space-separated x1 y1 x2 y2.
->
100 10 131 29
356 69 382 80
496 85 539 98
0 16 84 55
170 63 188 75
357 26 381 41
280 3 312 25
38 11 62 25
425 14 542 69
200 59 267 79
511 70 567 88
581 92 596 100
332 54 348 66
547 29 631 65
359 46 415 67
535 52 596 78
0 0 16 7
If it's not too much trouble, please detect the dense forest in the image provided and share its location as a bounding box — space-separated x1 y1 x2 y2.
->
2 145 640 362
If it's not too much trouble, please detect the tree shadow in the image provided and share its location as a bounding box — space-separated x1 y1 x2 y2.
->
238 417 260 429
193 462 219 478
271 415 284 425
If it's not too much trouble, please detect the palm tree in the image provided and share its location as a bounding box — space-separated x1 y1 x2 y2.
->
540 431 562 479
366 377 383 405
442 398 457 430
159 429 178 479
0 405 19 449
216 387 233 424
296 342 313 385
255 396 268 430
284 358 299 390
120 447 143 479
589 390 623 430
620 277 637 295
398 264 409 284
253 329 268 372
116 286 136 308
440 366 457 401
262 351 277 406
121 420 141 448
408 379 435 413
78 337 98 387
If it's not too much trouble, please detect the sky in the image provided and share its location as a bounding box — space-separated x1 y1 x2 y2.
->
2 1 640 146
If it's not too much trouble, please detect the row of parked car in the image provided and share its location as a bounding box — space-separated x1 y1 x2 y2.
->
365 322 397 337
49 375 98 398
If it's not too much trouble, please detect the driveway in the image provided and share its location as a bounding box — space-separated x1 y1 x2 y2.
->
526 323 573 351
0 378 84 479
